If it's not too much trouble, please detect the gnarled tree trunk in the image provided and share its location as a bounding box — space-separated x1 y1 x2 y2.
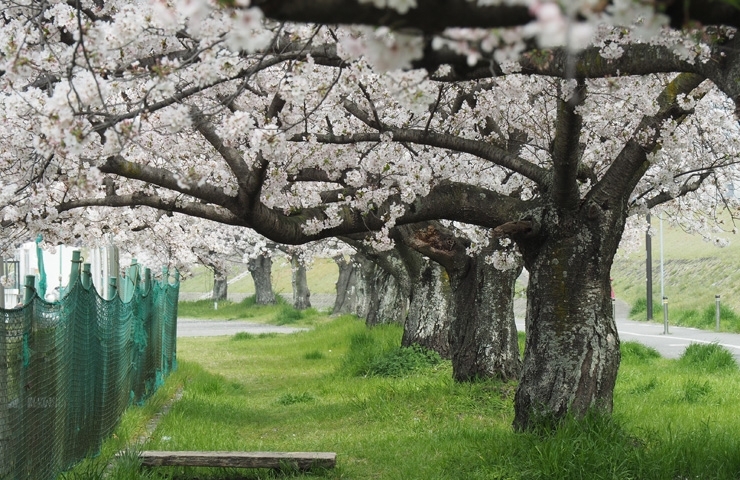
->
291 257 311 310
513 209 624 431
212 270 228 301
401 250 451 358
332 254 368 316
398 224 521 377
447 252 522 382
248 254 276 305
364 264 406 326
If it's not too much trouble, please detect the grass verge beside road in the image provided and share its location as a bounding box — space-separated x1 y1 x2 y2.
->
63 313 740 479
177 295 329 326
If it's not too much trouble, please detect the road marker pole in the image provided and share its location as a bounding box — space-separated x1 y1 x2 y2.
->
662 296 669 334
716 295 721 332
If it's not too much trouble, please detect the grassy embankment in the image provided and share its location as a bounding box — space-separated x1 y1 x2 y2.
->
612 219 740 331
62 310 740 480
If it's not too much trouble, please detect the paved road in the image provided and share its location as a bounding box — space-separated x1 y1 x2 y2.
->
514 298 740 362
177 318 307 337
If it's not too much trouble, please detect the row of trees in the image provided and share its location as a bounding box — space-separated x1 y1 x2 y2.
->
2 0 740 430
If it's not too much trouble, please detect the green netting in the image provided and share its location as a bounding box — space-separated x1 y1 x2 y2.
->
0 257 178 480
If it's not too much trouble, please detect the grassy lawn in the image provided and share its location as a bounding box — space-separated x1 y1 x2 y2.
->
65 312 740 480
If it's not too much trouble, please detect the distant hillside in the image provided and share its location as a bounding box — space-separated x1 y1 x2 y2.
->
611 219 740 316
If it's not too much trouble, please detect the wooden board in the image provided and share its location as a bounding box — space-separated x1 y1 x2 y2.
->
135 451 336 470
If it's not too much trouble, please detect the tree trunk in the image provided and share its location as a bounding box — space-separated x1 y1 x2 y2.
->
248 254 276 305
396 224 520 378
0 257 5 308
402 256 451 358
448 253 522 382
212 270 228 301
291 257 311 310
364 263 406 326
513 210 624 431
332 254 367 316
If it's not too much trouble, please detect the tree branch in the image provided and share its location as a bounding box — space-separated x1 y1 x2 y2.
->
253 0 532 33
98 155 235 206
587 73 706 207
550 79 586 211
299 127 550 185
57 193 244 226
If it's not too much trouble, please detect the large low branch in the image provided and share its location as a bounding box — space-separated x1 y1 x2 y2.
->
395 222 469 274
246 181 534 244
421 42 709 82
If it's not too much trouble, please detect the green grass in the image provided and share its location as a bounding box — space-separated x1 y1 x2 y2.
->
63 317 740 479
177 295 328 327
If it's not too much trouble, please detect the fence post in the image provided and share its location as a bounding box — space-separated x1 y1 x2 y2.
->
662 296 669 334
0 270 9 477
82 263 92 290
715 295 721 332
108 277 118 301
68 251 82 291
144 268 152 293
0 257 5 309
24 275 36 304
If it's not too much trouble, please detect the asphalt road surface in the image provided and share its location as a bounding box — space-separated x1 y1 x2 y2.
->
177 318 307 337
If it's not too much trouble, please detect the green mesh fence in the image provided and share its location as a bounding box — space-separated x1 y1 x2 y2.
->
0 255 178 480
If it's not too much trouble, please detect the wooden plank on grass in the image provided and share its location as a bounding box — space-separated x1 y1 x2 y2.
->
136 451 336 470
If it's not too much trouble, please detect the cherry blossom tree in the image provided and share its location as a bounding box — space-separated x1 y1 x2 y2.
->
2 0 740 430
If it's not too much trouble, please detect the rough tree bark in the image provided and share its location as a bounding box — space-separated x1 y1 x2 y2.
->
332 254 368 316
332 250 406 325
447 251 522 382
397 245 451 358
401 223 521 381
248 254 276 305
212 269 228 301
363 263 406 326
514 207 624 430
341 240 450 353
291 257 311 310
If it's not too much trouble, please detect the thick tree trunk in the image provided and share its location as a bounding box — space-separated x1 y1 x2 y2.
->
291 257 311 310
364 263 406 326
212 270 228 301
248 254 276 305
397 224 520 378
514 210 624 431
332 254 368 316
333 246 409 326
402 256 451 358
448 253 522 382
